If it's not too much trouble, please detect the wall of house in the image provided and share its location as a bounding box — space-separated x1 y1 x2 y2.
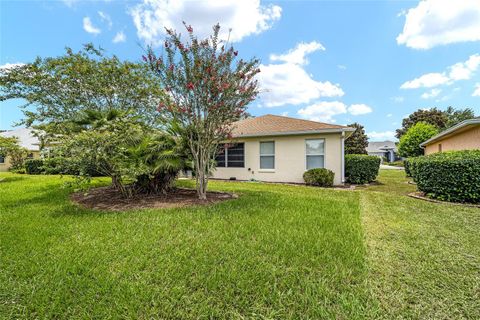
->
0 151 40 172
211 133 343 185
424 126 480 155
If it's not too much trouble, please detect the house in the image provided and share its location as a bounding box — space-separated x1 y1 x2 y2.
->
366 141 398 162
211 114 355 185
0 128 41 172
420 118 480 155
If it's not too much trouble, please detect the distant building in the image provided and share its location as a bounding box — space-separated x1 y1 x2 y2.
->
0 128 41 172
367 141 398 162
420 118 480 155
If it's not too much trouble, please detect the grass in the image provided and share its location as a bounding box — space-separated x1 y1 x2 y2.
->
0 170 478 319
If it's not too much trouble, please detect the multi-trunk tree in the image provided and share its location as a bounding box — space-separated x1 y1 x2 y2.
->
145 23 260 199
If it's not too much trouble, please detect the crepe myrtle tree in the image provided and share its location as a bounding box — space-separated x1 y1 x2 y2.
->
145 23 260 200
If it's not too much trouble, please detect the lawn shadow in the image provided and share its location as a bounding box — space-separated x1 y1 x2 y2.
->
0 176 27 183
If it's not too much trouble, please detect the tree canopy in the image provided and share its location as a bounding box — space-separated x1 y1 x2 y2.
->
345 123 368 155
396 107 477 139
398 122 438 157
0 44 164 136
145 23 260 199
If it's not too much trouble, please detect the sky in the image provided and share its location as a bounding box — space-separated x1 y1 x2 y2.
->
1 0 480 141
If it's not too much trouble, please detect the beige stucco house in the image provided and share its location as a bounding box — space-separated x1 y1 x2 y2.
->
211 115 355 185
420 118 480 155
0 128 41 172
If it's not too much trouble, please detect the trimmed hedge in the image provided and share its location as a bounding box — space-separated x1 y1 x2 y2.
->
24 159 44 175
345 154 381 184
408 150 480 203
303 168 334 187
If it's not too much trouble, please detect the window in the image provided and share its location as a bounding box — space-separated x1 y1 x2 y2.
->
306 139 325 170
260 141 275 169
0 155 4 164
215 143 245 168
438 144 442 152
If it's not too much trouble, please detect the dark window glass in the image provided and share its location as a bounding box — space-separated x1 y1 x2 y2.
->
227 143 244 168
0 155 4 164
215 146 226 167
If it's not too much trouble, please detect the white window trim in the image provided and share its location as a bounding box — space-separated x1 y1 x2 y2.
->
259 141 275 171
305 138 326 171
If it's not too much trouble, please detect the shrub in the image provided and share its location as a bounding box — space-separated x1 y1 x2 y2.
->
398 122 438 157
409 150 480 203
345 154 381 184
303 168 334 187
24 159 44 174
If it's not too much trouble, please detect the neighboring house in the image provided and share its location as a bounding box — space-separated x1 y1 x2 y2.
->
0 128 41 172
420 118 480 155
211 114 355 185
366 141 398 162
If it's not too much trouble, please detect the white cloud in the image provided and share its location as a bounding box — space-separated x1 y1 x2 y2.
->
83 17 101 34
401 54 480 90
280 111 289 117
347 103 373 116
421 88 442 99
298 101 347 123
98 11 113 29
257 63 344 107
337 64 347 70
448 54 480 80
367 131 397 142
472 83 480 97
270 41 325 65
0 62 25 72
387 113 393 118
113 31 126 43
397 0 480 49
130 0 281 46
400 72 450 89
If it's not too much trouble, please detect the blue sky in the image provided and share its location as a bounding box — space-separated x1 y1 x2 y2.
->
1 0 479 141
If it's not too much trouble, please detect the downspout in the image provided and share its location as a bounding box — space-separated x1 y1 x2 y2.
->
341 130 345 184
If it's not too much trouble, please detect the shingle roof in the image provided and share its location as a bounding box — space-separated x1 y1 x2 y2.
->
231 114 353 138
366 141 397 153
0 128 40 151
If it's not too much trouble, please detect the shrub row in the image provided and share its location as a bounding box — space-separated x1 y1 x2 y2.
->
24 157 102 176
24 159 44 174
407 150 480 203
345 154 381 184
303 168 334 187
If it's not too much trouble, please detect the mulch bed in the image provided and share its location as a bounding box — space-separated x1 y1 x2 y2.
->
71 187 238 211
408 192 480 208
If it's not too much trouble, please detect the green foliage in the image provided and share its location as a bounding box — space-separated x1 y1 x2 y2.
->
345 154 381 184
24 159 44 174
0 44 164 136
0 136 29 170
145 23 260 199
396 108 447 139
303 168 334 187
398 122 438 157
444 106 476 128
408 150 480 203
388 160 404 167
345 123 368 155
396 107 477 139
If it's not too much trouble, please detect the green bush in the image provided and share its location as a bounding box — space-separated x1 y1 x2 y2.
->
24 159 44 174
303 168 335 187
398 122 438 157
345 154 381 184
409 150 480 203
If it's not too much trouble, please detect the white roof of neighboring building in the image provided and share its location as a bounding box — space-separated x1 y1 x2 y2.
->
367 141 397 153
0 128 40 151
420 118 480 147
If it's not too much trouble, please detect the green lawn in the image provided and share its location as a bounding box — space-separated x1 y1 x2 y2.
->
0 170 478 319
